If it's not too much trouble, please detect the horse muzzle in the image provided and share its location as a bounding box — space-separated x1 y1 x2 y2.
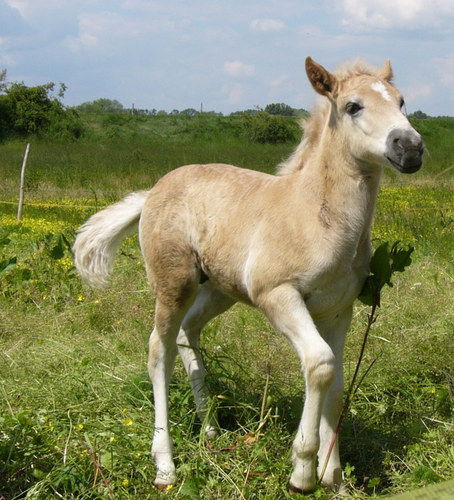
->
385 128 424 173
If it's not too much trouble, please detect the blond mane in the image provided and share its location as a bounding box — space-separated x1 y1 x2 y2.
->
277 60 394 176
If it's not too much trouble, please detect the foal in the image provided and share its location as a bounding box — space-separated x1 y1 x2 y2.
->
73 57 423 493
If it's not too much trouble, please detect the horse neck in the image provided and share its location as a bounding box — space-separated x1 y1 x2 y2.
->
298 126 383 245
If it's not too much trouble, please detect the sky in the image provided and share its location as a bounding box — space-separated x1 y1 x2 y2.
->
1 0 454 116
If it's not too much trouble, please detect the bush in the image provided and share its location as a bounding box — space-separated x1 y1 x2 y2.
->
245 111 299 143
265 102 296 116
48 108 86 140
0 94 13 141
0 81 85 141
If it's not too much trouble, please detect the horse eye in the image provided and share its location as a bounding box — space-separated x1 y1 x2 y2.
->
346 102 362 116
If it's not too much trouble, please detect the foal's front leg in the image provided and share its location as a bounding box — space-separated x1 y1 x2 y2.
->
316 308 352 492
257 284 336 493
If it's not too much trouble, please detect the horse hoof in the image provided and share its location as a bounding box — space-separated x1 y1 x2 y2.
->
289 482 303 495
153 470 176 490
205 425 218 440
154 481 169 491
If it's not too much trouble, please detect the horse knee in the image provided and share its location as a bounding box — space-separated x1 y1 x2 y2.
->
306 355 336 391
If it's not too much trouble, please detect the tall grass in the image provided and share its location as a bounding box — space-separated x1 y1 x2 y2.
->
0 115 453 498
1 115 453 202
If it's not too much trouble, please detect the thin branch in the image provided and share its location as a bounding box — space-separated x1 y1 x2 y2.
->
318 303 378 484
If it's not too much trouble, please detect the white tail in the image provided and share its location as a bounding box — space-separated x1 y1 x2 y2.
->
73 191 148 287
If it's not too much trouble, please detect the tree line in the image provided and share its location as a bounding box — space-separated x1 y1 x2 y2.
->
75 98 307 118
0 71 442 143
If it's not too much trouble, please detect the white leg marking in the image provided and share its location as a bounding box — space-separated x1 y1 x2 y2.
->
148 325 178 487
316 308 352 492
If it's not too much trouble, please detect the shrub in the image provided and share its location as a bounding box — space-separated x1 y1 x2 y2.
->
244 111 298 144
1 81 85 140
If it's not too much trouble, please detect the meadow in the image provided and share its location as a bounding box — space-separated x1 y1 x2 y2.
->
0 114 453 499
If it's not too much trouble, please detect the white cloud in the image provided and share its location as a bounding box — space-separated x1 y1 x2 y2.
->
435 54 454 87
1 1 453 116
270 75 289 87
5 0 72 20
250 18 285 33
64 10 178 53
65 31 98 52
223 61 256 78
222 83 245 105
4 0 30 18
340 0 454 31
433 54 454 101
404 83 433 104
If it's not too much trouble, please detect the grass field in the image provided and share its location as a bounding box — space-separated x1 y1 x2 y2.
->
0 115 453 499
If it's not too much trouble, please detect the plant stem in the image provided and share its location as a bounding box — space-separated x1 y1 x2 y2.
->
318 303 377 484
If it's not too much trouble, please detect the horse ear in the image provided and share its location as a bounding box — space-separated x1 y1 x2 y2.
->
378 59 393 82
305 57 339 99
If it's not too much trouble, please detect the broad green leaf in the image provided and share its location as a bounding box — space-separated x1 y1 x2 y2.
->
0 256 17 274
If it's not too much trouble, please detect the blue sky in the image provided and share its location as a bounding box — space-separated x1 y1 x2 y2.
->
1 0 454 115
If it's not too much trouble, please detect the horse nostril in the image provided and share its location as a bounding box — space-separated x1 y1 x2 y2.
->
387 129 422 153
386 128 424 173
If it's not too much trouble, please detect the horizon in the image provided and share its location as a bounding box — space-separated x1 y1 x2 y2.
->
1 1 454 117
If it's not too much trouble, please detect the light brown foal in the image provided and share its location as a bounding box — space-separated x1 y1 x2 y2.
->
73 57 423 493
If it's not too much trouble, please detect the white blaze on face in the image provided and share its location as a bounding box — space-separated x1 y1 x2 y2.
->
371 81 391 101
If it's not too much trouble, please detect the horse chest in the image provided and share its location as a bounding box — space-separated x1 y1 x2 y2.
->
303 252 369 319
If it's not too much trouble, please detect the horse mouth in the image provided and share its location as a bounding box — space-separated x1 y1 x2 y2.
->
386 155 423 174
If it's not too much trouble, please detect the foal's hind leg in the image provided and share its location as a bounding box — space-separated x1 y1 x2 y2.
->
177 282 235 438
148 283 198 488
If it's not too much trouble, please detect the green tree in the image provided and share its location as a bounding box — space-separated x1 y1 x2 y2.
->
181 108 199 117
0 69 7 91
265 102 296 116
6 82 57 134
409 110 429 119
76 98 124 114
0 70 12 140
0 79 84 140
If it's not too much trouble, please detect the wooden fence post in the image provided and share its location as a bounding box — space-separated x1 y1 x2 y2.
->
17 143 30 221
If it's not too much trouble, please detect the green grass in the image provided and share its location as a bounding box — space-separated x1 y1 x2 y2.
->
1 115 453 200
0 117 453 498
